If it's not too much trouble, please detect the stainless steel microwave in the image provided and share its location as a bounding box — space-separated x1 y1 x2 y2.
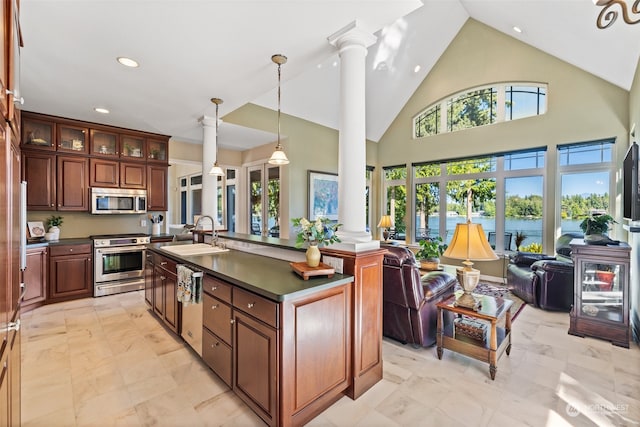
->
91 188 147 214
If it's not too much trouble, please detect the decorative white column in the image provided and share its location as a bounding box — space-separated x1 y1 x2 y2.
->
328 21 378 249
200 115 218 227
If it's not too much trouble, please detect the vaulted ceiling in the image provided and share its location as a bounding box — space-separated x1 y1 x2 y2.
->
19 0 640 151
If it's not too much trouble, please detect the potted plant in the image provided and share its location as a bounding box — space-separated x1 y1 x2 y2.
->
514 231 527 251
415 236 448 271
579 213 616 245
46 215 63 240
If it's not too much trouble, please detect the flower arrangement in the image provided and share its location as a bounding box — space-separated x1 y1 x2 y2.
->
415 236 447 260
292 217 341 248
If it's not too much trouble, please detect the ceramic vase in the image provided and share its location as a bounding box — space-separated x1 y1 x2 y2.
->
306 243 321 267
48 226 60 241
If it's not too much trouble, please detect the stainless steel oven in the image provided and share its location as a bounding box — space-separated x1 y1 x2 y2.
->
92 234 150 297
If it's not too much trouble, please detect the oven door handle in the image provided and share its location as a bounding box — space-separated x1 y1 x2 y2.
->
96 246 147 255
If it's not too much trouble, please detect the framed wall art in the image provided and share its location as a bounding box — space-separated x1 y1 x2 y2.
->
308 170 338 220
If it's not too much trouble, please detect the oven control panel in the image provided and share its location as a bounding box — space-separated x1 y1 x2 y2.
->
93 235 150 247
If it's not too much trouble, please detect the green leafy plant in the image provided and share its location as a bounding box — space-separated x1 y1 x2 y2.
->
46 215 63 228
579 213 615 235
415 236 448 260
292 217 341 248
515 231 527 250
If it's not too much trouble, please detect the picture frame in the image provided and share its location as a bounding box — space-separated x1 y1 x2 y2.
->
308 170 338 220
27 221 46 238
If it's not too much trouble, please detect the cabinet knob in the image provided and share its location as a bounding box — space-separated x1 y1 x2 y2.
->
160 261 167 266
211 286 217 291
247 303 255 309
51 204 54 207
69 249 73 252
230 319 235 324
211 304 218 309
160 276 166 280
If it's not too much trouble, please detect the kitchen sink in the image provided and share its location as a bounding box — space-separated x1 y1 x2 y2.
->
160 243 229 256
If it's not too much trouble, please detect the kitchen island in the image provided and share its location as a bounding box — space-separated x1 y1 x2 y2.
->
146 240 356 427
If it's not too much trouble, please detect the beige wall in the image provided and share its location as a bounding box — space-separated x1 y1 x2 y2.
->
630 55 640 146
376 19 629 251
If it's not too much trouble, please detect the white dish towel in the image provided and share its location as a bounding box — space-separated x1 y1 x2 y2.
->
177 264 202 306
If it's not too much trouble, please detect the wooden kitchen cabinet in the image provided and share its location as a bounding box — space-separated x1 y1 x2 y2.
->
22 246 48 312
144 252 155 307
21 113 55 150
90 128 119 157
151 254 179 334
120 161 146 189
57 155 89 211
147 164 168 211
48 243 93 303
147 138 168 163
89 157 119 187
57 122 88 154
120 134 145 161
202 276 233 387
22 151 56 210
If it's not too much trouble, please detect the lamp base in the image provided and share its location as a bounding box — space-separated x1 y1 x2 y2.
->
382 230 389 241
454 267 481 310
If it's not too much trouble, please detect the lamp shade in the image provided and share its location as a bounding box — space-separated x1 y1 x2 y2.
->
443 221 498 261
268 148 289 165
208 163 224 176
377 215 393 229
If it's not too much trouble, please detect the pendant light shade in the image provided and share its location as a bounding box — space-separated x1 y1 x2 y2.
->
268 54 289 165
208 97 225 176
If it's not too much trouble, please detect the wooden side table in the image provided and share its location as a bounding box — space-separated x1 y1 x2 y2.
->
436 294 513 380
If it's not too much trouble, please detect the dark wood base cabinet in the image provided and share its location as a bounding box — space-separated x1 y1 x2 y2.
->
22 246 48 312
569 240 631 348
48 243 93 302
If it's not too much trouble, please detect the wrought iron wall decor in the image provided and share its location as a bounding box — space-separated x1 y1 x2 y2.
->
594 0 640 29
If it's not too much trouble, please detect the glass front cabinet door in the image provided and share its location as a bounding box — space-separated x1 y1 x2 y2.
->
569 240 631 348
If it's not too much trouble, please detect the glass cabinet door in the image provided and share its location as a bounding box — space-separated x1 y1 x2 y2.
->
120 134 145 160
90 129 119 157
58 124 88 153
579 260 625 323
22 116 54 149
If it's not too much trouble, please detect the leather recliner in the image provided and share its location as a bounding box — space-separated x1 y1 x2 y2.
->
506 232 582 312
382 245 457 347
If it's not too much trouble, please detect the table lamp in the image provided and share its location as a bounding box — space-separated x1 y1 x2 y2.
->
378 215 393 241
442 191 498 309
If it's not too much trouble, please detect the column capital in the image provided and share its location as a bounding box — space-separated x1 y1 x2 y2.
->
199 115 218 128
328 20 377 52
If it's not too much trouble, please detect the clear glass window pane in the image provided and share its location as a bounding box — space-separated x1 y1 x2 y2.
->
559 142 613 166
445 179 495 245
446 157 496 175
249 169 262 235
505 176 543 252
267 167 280 237
505 86 546 121
414 164 441 178
191 189 202 218
386 185 406 240
415 182 440 240
226 185 236 232
415 104 440 138
447 88 496 132
504 150 545 170
384 167 407 181
190 175 202 185
560 171 610 234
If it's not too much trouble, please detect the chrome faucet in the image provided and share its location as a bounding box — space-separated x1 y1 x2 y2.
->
194 215 217 246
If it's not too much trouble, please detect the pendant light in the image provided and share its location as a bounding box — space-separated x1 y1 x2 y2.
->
208 97 225 176
268 54 290 165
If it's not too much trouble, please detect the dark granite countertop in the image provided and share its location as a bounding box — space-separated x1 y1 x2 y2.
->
148 241 353 302
27 237 92 248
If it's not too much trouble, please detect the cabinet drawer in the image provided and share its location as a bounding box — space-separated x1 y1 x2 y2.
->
49 243 92 257
202 328 232 387
203 274 231 303
203 293 232 345
233 288 279 329
156 255 176 273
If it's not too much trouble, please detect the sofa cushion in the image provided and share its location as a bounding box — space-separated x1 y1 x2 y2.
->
421 271 456 298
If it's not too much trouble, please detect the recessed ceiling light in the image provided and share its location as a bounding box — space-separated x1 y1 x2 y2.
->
413 65 421 73
94 107 110 114
117 56 139 68
513 26 522 33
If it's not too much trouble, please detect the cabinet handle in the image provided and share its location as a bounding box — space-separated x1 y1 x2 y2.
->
87 258 91 262
247 303 255 309
230 319 235 324
51 204 54 207
211 286 217 291
160 261 168 266
211 304 218 309
69 249 73 252
160 276 166 280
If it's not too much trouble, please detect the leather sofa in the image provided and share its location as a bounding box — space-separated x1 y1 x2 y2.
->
382 245 457 347
506 232 582 312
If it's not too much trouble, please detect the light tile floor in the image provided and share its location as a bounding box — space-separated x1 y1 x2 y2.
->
21 291 640 427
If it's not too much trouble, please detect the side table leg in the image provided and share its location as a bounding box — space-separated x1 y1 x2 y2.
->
436 306 443 360
489 319 498 380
